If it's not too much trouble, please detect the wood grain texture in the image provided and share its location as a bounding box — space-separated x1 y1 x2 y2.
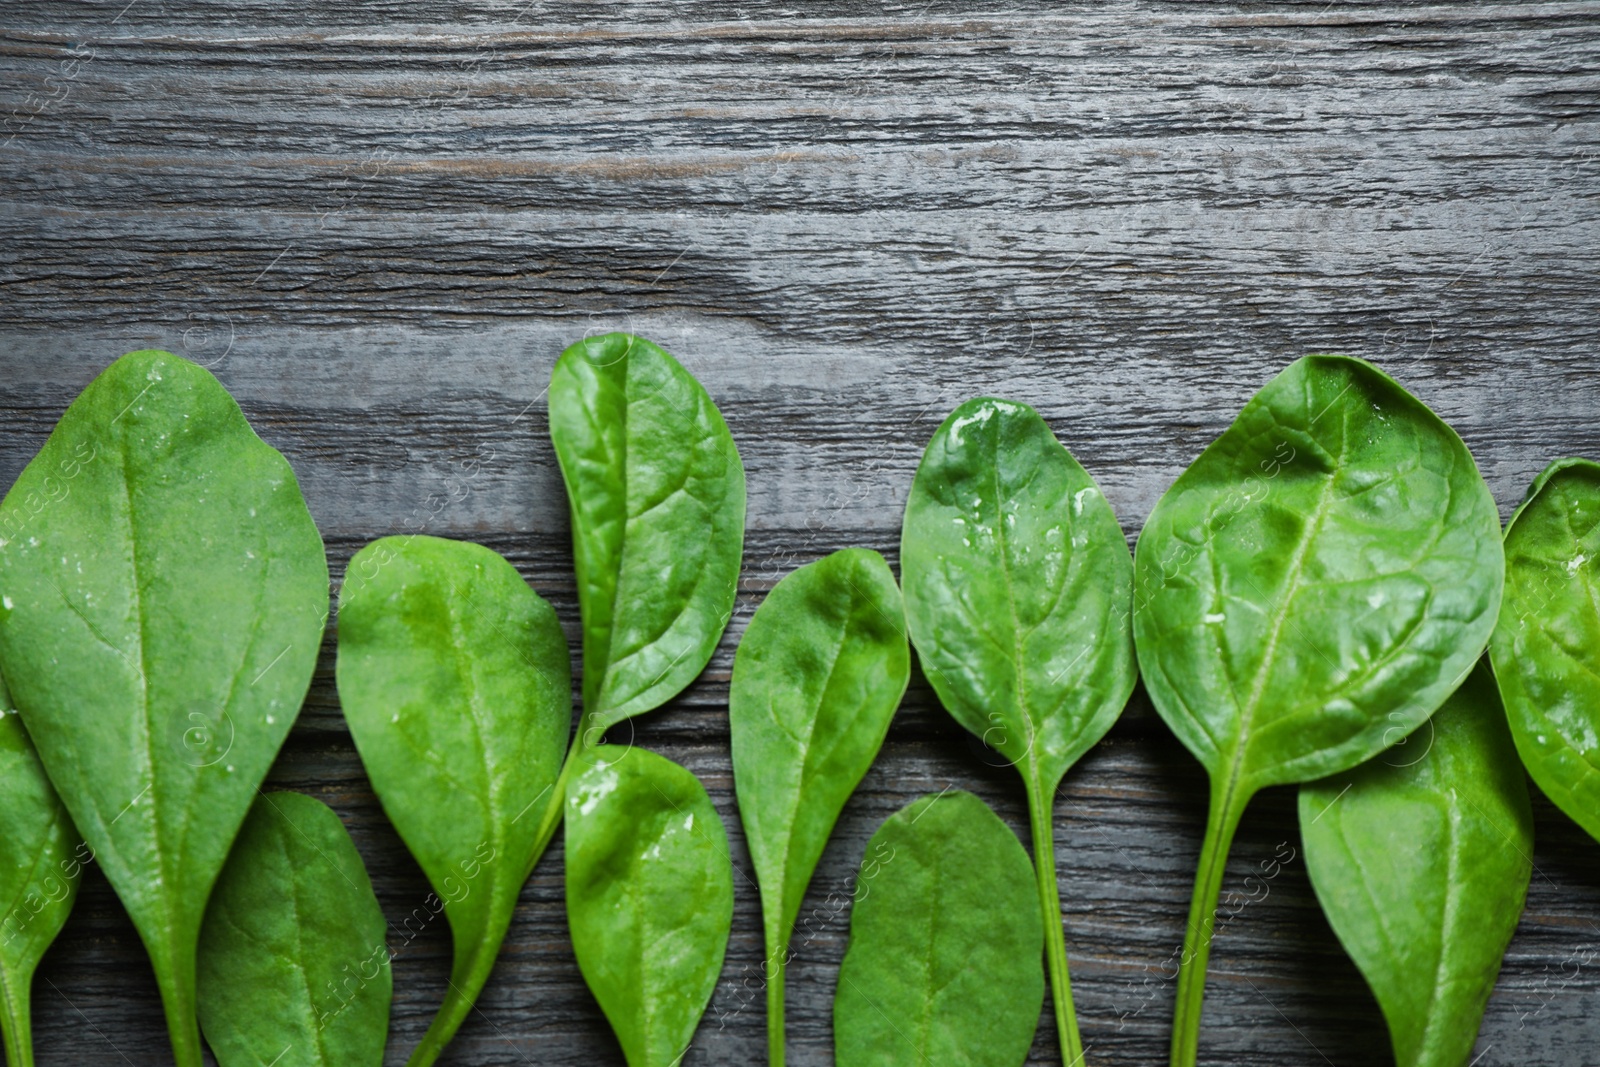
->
2 1 1598 1063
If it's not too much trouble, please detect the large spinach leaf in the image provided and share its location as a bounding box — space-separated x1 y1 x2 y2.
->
548 332 745 731
833 790 1043 1067
0 349 329 1067
1131 355 1502 1067
900 395 1134 1061
336 535 570 1067
1300 661 1531 1067
566 744 733 1067
728 548 909 1066
1490 457 1600 841
198 791 391 1067
0 671 79 1067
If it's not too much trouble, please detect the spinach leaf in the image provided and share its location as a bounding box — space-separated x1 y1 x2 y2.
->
833 790 1043 1067
548 332 745 732
198 791 391 1067
1131 355 1502 1067
336 534 570 1067
900 396 1134 1061
1300 661 1532 1067
728 547 909 1066
0 349 329 1067
1490 457 1600 841
565 744 733 1067
0 671 79 1067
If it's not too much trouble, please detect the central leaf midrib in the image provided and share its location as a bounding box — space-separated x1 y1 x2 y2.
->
625 817 654 1058
1221 431 1344 801
1416 803 1461 1060
990 455 1038 772
118 444 169 930
280 821 333 1066
917 828 940 1063
445 586 505 930
592 361 633 717
776 594 854 942
183 519 271 899
617 806 662 1062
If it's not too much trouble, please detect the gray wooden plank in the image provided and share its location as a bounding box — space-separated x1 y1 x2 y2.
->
2 1 1598 1064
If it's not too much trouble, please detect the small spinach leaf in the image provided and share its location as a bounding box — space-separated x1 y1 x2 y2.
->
566 744 733 1067
833 790 1043 1067
336 535 570 1067
1490 457 1600 841
900 396 1134 1061
0 349 329 1067
1131 355 1502 1067
198 791 391 1067
548 332 745 732
0 671 79 1067
1300 661 1532 1067
728 547 909 1066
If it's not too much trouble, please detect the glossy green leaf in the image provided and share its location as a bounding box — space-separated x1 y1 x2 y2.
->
900 396 1134 1061
1490 458 1600 842
728 548 909 1066
901 397 1136 784
566 744 733 1067
198 791 391 1067
336 535 570 1067
0 349 329 1067
548 332 745 731
1300 662 1531 1067
0 671 80 1067
1131 355 1503 1067
833 790 1043 1067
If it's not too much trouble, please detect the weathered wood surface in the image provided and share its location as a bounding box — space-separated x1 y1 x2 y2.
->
2 1 1599 1063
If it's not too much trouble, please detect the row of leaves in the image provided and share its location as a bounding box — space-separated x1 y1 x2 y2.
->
0 340 1592 1067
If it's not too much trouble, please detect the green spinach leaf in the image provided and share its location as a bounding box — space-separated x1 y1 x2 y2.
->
0 671 79 1067
728 547 909 1066
1300 661 1531 1067
548 332 745 731
833 790 1043 1067
1490 457 1600 841
336 534 570 1067
198 791 391 1067
566 744 733 1067
1131 355 1502 1067
0 349 329 1067
900 396 1134 1061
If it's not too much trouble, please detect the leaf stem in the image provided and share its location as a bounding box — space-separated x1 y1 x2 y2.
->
1026 779 1084 1066
153 937 204 1067
1169 777 1249 1067
525 734 586 881
0 966 33 1067
766 940 786 1067
406 724 589 1067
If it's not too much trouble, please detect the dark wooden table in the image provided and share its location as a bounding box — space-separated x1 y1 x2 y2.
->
3 2 1599 1064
